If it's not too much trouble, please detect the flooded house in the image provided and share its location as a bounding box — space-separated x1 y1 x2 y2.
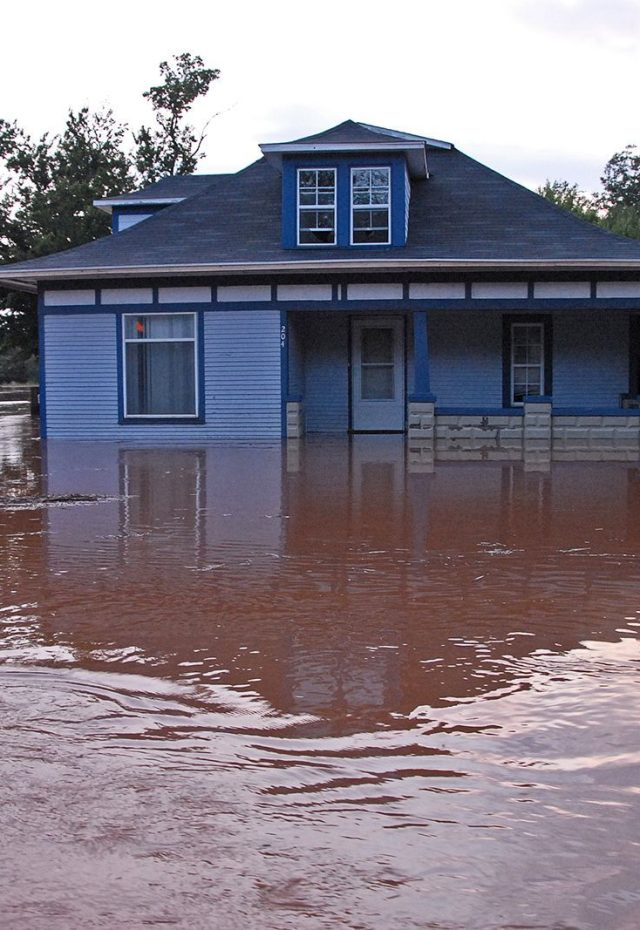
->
1 120 640 446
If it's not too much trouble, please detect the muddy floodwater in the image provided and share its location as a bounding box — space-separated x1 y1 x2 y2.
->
2 416 640 930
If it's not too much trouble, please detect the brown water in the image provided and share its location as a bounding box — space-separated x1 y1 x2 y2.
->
1 415 640 930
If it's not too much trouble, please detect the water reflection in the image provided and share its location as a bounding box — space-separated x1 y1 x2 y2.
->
2 419 640 929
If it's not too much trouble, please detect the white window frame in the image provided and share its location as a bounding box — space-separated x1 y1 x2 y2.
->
510 322 544 406
296 167 336 246
122 312 199 419
350 166 391 246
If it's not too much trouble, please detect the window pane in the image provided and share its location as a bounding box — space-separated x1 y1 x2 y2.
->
317 170 335 187
352 169 369 188
354 229 389 243
299 171 316 187
299 210 334 230
371 190 389 205
353 210 373 229
299 228 335 244
126 342 196 415
362 328 393 363
125 314 194 340
371 168 389 186
362 365 394 400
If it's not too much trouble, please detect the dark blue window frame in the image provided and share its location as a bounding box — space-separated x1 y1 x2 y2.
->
116 307 206 425
282 153 408 249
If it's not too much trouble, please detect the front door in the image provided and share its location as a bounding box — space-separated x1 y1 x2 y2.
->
351 317 405 431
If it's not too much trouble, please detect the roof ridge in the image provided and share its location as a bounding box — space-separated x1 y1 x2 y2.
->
356 122 452 149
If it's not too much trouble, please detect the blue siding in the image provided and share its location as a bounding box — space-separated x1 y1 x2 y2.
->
44 310 282 439
44 314 119 436
428 311 503 406
204 311 282 437
302 313 349 432
404 164 411 243
553 311 628 406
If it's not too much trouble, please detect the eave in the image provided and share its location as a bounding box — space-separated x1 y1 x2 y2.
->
93 197 184 214
3 257 640 291
259 141 430 179
0 277 38 294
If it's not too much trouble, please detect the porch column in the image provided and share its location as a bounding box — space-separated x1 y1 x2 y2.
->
408 310 436 444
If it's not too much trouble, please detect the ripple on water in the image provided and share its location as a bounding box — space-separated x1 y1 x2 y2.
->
3 430 640 928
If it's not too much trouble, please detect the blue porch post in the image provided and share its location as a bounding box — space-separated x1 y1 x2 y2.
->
409 310 436 403
407 310 436 455
281 309 304 439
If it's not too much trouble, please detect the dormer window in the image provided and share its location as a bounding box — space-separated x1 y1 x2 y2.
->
351 167 390 244
297 169 336 245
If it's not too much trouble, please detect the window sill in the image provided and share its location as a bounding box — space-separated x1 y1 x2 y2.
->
120 416 204 426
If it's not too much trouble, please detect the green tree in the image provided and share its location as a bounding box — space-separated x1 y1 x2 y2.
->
0 53 219 377
134 52 220 184
537 179 600 224
598 144 640 239
600 145 640 210
0 108 135 370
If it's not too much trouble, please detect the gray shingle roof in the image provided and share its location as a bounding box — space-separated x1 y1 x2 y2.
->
3 126 640 281
96 173 228 205
288 120 450 149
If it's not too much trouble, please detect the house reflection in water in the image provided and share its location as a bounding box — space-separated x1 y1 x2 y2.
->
38 437 640 733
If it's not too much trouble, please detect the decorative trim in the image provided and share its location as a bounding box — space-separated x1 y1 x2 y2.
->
277 284 332 301
158 286 212 303
44 289 95 306
472 282 528 299
102 287 153 305
217 285 271 302
597 281 640 298
409 282 465 299
534 281 590 298
347 282 403 300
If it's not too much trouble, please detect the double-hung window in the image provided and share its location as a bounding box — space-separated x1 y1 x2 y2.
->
123 313 198 418
351 167 390 244
297 169 336 245
510 322 544 405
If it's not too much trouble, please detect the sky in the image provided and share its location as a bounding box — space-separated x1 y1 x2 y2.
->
2 0 639 193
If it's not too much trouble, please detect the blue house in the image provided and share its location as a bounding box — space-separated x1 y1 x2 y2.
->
2 120 640 447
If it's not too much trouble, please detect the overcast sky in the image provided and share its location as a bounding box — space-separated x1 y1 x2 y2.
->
3 0 639 193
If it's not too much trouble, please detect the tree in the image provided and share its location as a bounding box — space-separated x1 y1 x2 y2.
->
0 53 219 377
537 179 600 224
599 145 640 239
538 147 640 242
134 53 220 184
600 145 640 211
0 108 135 367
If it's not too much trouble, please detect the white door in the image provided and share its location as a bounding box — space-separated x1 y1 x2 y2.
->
351 318 405 431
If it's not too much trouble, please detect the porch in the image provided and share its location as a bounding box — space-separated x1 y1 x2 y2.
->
284 308 640 452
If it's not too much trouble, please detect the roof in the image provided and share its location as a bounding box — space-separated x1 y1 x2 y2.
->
94 174 228 212
282 119 451 149
2 121 640 285
259 119 436 178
